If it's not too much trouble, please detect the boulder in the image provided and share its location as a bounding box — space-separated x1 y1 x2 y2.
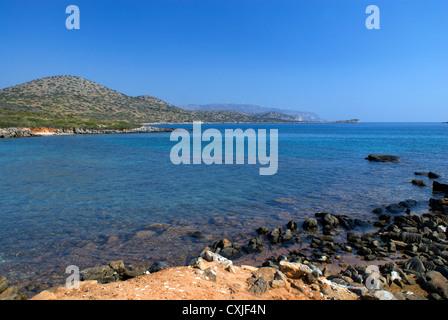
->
386 204 405 213
428 172 441 179
365 154 400 163
279 260 312 279
404 256 426 274
0 277 7 294
80 265 118 283
433 181 448 193
248 276 269 297
412 179 426 187
302 218 318 231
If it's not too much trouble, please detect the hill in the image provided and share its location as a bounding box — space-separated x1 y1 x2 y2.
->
180 103 324 122
0 76 295 129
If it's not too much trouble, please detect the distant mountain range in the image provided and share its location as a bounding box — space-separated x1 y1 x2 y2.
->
0 76 357 129
180 104 324 122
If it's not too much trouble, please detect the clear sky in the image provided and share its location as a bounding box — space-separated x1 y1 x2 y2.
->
0 0 447 121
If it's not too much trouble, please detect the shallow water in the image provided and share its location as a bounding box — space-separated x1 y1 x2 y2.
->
0 122 447 292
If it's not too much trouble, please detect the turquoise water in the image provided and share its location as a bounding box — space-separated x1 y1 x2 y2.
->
0 122 447 290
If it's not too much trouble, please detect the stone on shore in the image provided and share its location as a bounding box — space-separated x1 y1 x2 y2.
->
279 260 312 279
0 277 7 294
80 265 119 284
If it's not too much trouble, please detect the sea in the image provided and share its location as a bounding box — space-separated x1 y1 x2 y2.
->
0 122 447 293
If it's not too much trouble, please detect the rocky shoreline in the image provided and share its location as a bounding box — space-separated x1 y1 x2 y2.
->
0 126 174 139
1 156 448 300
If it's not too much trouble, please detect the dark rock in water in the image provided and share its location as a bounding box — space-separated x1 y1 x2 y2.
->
347 232 361 244
404 256 426 274
148 261 170 273
210 238 242 259
286 220 298 232
412 179 426 187
429 197 448 214
374 221 388 228
433 181 448 194
248 276 269 297
365 154 400 163
428 172 441 179
386 204 405 213
372 207 383 214
302 218 318 231
415 172 429 176
187 231 207 238
246 237 264 253
81 265 119 283
319 213 339 230
399 199 417 208
268 227 282 244
282 229 293 242
256 226 269 235
337 215 357 230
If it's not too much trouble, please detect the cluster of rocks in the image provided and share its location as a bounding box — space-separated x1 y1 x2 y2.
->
412 171 442 187
79 260 171 284
0 127 36 138
0 276 27 300
0 126 173 139
196 170 448 299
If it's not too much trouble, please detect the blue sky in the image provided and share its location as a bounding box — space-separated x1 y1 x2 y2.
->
0 0 447 121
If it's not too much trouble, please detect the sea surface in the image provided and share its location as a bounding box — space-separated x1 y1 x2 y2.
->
0 122 447 293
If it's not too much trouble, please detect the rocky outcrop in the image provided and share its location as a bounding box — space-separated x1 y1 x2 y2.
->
0 126 174 139
365 154 400 163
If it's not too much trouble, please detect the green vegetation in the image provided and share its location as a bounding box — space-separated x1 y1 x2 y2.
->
0 75 291 130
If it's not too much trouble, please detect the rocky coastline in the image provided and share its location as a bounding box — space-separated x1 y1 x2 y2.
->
1 156 448 301
0 126 174 139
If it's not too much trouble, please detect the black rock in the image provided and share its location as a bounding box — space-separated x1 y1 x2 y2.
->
428 172 441 179
372 207 383 214
399 199 417 208
302 218 318 231
256 226 269 235
286 220 298 232
187 231 207 238
433 181 448 193
320 213 339 229
401 232 423 244
412 179 426 187
268 227 282 244
365 154 400 163
386 204 405 213
246 237 264 253
404 256 426 274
